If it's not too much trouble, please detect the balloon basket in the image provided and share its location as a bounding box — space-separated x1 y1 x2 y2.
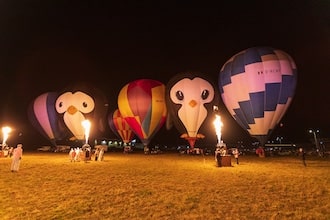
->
218 155 232 167
216 154 232 167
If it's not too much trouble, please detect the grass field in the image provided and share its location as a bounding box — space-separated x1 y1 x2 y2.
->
0 151 329 220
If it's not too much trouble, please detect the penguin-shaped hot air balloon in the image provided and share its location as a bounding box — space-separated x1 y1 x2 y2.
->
166 71 220 149
55 82 109 143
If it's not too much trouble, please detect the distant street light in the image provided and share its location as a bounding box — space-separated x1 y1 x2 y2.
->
309 129 321 156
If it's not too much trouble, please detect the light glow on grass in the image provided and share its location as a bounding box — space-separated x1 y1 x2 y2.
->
0 153 329 219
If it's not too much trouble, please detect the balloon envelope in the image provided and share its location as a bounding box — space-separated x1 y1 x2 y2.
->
27 92 67 146
118 79 167 147
55 82 109 142
108 109 134 144
218 47 297 145
166 71 219 148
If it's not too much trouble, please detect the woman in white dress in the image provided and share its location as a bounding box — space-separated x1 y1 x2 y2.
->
11 144 23 172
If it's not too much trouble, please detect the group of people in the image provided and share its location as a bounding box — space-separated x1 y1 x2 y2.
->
215 146 227 167
1 145 14 158
93 147 105 161
5 143 309 174
215 146 240 167
68 145 105 162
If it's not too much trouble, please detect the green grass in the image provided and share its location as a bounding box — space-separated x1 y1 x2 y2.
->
0 152 329 220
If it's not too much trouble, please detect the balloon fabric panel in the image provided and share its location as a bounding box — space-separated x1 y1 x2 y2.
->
28 92 66 146
237 101 255 125
249 92 264 118
117 86 134 118
108 110 121 139
34 93 56 139
125 82 152 140
266 83 280 111
127 83 152 124
280 75 295 104
149 86 167 134
244 47 274 64
233 106 251 130
232 53 246 75
118 85 144 138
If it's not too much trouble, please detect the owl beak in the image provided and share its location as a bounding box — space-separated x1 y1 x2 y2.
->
67 105 78 115
189 100 197 107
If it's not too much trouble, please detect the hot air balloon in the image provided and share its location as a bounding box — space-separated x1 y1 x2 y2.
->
27 92 67 146
166 71 220 149
108 109 135 145
117 79 167 150
218 46 297 147
55 82 109 143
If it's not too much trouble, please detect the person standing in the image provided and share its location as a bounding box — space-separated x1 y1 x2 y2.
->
299 147 306 166
256 146 265 157
215 147 222 167
98 148 104 161
232 148 240 164
94 148 100 161
69 148 76 162
11 144 23 172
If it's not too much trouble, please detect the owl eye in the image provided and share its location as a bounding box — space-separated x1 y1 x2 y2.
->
82 102 88 108
176 90 184 101
201 90 209 100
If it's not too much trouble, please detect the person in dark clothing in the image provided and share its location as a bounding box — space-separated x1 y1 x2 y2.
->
215 147 222 167
299 148 306 166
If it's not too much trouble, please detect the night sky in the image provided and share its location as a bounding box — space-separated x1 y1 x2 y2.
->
0 1 329 149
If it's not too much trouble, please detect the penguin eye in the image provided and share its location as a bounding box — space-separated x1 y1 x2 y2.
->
82 102 88 108
176 90 184 101
201 90 209 100
59 102 63 108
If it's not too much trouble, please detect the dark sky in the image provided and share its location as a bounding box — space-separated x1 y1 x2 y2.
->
0 1 329 148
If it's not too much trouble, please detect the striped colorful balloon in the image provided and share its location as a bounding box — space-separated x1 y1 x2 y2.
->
118 79 167 147
108 109 134 144
218 47 297 145
27 92 67 146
